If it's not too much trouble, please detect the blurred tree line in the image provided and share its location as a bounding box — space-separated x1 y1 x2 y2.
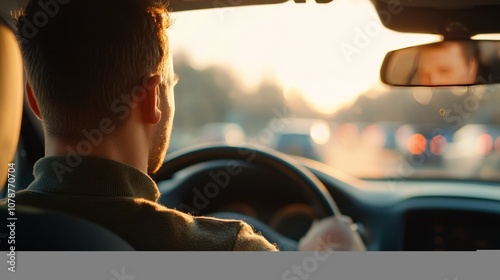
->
171 52 500 147
172 53 318 139
333 87 500 127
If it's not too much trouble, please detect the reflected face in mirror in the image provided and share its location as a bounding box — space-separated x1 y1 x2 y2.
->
417 42 478 86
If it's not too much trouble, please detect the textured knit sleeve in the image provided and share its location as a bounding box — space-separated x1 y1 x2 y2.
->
232 221 279 251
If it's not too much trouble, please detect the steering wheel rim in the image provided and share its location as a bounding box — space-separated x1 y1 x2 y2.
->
152 145 341 218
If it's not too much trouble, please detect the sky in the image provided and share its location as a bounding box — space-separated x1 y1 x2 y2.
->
168 0 439 114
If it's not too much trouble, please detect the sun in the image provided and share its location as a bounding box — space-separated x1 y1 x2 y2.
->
169 0 439 114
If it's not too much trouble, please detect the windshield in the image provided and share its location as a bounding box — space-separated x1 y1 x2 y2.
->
167 0 500 182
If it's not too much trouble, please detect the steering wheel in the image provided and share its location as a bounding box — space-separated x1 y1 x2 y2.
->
152 145 342 250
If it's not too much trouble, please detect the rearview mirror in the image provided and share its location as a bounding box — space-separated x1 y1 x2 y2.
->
381 40 500 86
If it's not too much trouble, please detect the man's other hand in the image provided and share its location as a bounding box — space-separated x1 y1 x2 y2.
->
298 215 366 251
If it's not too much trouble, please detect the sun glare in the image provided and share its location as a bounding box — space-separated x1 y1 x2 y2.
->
169 0 439 114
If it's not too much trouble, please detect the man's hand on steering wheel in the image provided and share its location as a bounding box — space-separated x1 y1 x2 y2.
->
299 215 366 251
154 145 367 251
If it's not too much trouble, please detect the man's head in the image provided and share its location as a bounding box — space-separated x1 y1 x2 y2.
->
16 0 176 174
417 41 478 86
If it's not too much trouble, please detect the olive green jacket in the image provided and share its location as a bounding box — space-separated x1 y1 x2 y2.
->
11 156 277 251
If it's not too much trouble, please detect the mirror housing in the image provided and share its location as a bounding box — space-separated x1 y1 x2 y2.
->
381 40 500 86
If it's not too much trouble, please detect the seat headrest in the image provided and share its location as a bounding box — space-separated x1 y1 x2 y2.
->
0 19 23 186
0 0 23 31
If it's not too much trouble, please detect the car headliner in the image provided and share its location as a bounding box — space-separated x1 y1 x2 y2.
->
3 0 500 36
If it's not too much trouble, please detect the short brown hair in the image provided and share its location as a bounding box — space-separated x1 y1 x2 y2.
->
421 41 479 65
16 0 172 140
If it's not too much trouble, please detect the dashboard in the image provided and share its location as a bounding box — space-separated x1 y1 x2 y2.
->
403 209 500 251
157 157 500 251
308 159 500 251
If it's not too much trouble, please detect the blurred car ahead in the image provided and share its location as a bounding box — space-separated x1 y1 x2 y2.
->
360 121 403 151
444 124 500 178
265 118 330 162
395 123 454 166
196 122 246 146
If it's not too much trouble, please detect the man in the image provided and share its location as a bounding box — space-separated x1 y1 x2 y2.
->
417 41 479 86
8 0 363 251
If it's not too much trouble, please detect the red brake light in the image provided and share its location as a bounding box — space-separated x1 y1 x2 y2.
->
430 135 447 155
408 134 427 155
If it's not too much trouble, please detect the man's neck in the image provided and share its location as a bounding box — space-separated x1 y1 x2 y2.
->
44 133 149 174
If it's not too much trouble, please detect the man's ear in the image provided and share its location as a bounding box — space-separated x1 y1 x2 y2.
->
26 82 42 120
141 74 162 124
